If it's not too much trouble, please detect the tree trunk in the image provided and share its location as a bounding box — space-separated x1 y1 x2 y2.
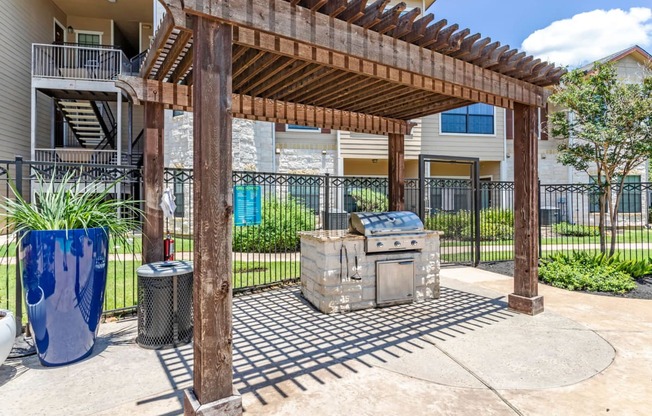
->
599 188 607 254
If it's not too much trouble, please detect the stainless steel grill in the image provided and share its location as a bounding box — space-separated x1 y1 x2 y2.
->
349 211 427 254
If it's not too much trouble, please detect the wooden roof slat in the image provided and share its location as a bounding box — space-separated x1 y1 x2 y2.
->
250 61 313 98
351 87 429 113
376 94 456 117
434 28 471 53
468 41 501 65
266 66 335 99
233 53 282 91
139 13 174 78
451 35 489 60
394 98 474 119
337 0 368 22
414 19 448 48
153 31 192 81
480 46 514 68
420 23 458 49
298 0 329 11
388 7 421 39
352 0 390 28
319 0 349 17
232 49 266 79
310 76 379 107
329 82 407 110
373 2 407 35
168 43 194 83
292 71 360 107
261 64 324 98
238 57 296 96
274 66 345 102
399 13 434 42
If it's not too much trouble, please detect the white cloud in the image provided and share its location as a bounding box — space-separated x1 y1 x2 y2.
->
521 7 652 67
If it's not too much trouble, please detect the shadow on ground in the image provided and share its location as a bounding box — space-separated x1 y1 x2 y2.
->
154 286 512 409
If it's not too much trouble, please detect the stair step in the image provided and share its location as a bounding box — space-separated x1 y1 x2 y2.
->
59 101 92 107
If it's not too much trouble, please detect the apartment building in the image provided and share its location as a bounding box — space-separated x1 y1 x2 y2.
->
2 0 153 166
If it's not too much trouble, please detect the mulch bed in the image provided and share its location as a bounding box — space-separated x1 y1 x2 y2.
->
476 261 652 300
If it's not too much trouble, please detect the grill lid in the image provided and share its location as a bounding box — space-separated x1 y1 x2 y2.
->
349 211 424 236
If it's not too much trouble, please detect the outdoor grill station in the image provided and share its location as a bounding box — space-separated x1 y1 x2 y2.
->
300 211 440 313
118 0 564 413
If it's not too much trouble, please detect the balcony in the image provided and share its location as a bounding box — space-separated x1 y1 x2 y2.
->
34 148 130 165
32 43 132 82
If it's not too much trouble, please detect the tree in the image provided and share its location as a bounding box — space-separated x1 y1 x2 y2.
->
549 62 652 256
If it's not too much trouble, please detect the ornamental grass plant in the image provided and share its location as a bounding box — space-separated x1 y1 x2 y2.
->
0 171 141 245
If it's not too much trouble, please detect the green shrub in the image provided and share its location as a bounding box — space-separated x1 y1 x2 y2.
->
426 210 472 239
539 252 637 293
426 208 514 241
553 222 599 237
233 197 315 253
348 188 388 212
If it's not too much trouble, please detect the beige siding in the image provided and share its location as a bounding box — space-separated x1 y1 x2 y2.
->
420 108 505 161
67 16 112 44
0 0 66 160
340 129 421 159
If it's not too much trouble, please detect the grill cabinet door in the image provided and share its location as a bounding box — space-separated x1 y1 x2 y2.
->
376 259 414 306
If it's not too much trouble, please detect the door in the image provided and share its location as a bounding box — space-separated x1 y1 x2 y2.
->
54 23 64 44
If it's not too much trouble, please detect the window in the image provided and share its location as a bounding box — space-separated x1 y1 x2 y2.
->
441 104 494 135
287 124 320 132
589 175 641 214
173 169 185 218
172 110 184 117
77 33 101 46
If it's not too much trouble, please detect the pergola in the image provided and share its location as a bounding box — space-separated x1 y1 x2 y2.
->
116 1 564 414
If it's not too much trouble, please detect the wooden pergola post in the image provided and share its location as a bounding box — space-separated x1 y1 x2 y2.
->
142 101 164 264
388 133 405 211
183 16 242 416
509 103 544 315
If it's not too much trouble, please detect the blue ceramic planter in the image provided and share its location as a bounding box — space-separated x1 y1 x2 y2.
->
21 228 109 366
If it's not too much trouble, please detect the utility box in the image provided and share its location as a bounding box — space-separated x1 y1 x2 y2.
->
540 206 560 226
136 261 193 349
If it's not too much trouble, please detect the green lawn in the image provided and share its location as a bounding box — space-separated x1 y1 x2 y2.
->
0 259 300 321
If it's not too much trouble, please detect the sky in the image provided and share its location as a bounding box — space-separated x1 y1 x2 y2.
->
427 0 652 67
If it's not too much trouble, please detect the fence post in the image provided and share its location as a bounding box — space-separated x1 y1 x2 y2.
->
324 173 331 230
473 161 481 266
538 179 543 259
14 156 23 335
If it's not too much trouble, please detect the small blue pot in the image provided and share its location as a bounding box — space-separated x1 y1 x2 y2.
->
21 228 109 366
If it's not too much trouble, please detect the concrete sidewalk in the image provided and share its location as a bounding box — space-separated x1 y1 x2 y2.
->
0 268 649 415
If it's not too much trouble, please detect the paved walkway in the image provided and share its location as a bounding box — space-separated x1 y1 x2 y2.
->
0 268 650 415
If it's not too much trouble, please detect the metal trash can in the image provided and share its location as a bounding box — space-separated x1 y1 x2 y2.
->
540 206 560 226
136 261 193 349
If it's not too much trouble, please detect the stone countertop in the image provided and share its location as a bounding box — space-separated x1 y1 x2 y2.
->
298 230 365 242
299 229 443 242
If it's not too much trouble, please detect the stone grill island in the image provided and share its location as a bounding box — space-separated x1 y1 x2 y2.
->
299 212 441 314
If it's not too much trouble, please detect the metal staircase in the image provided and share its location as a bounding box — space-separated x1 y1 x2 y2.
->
56 99 117 150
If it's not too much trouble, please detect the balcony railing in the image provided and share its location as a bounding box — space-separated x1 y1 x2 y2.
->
35 148 130 165
32 43 131 81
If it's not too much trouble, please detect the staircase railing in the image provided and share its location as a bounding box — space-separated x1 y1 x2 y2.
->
91 101 117 150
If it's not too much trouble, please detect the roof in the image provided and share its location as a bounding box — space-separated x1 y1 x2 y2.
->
579 45 652 72
121 0 565 135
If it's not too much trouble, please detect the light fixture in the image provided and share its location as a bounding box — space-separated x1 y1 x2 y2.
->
372 159 378 164
107 0 117 3
321 150 327 155
67 25 74 34
142 24 152 30
275 148 281 154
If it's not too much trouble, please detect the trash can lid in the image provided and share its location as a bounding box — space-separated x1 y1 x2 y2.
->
137 260 193 277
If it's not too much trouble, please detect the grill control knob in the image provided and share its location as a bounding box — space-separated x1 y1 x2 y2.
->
411 240 418 246
376 242 384 248
394 241 402 247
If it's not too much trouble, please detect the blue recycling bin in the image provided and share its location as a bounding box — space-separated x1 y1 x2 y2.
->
21 228 109 366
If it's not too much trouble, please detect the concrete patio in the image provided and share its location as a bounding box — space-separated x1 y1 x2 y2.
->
1 268 650 415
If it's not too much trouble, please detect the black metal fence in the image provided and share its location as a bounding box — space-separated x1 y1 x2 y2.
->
3 158 652 321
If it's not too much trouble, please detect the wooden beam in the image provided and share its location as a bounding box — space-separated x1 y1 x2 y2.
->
140 13 175 78
509 103 543 316
184 0 546 107
388 133 405 211
142 102 164 264
168 44 194 84
118 76 413 135
154 31 192 81
188 16 238 410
